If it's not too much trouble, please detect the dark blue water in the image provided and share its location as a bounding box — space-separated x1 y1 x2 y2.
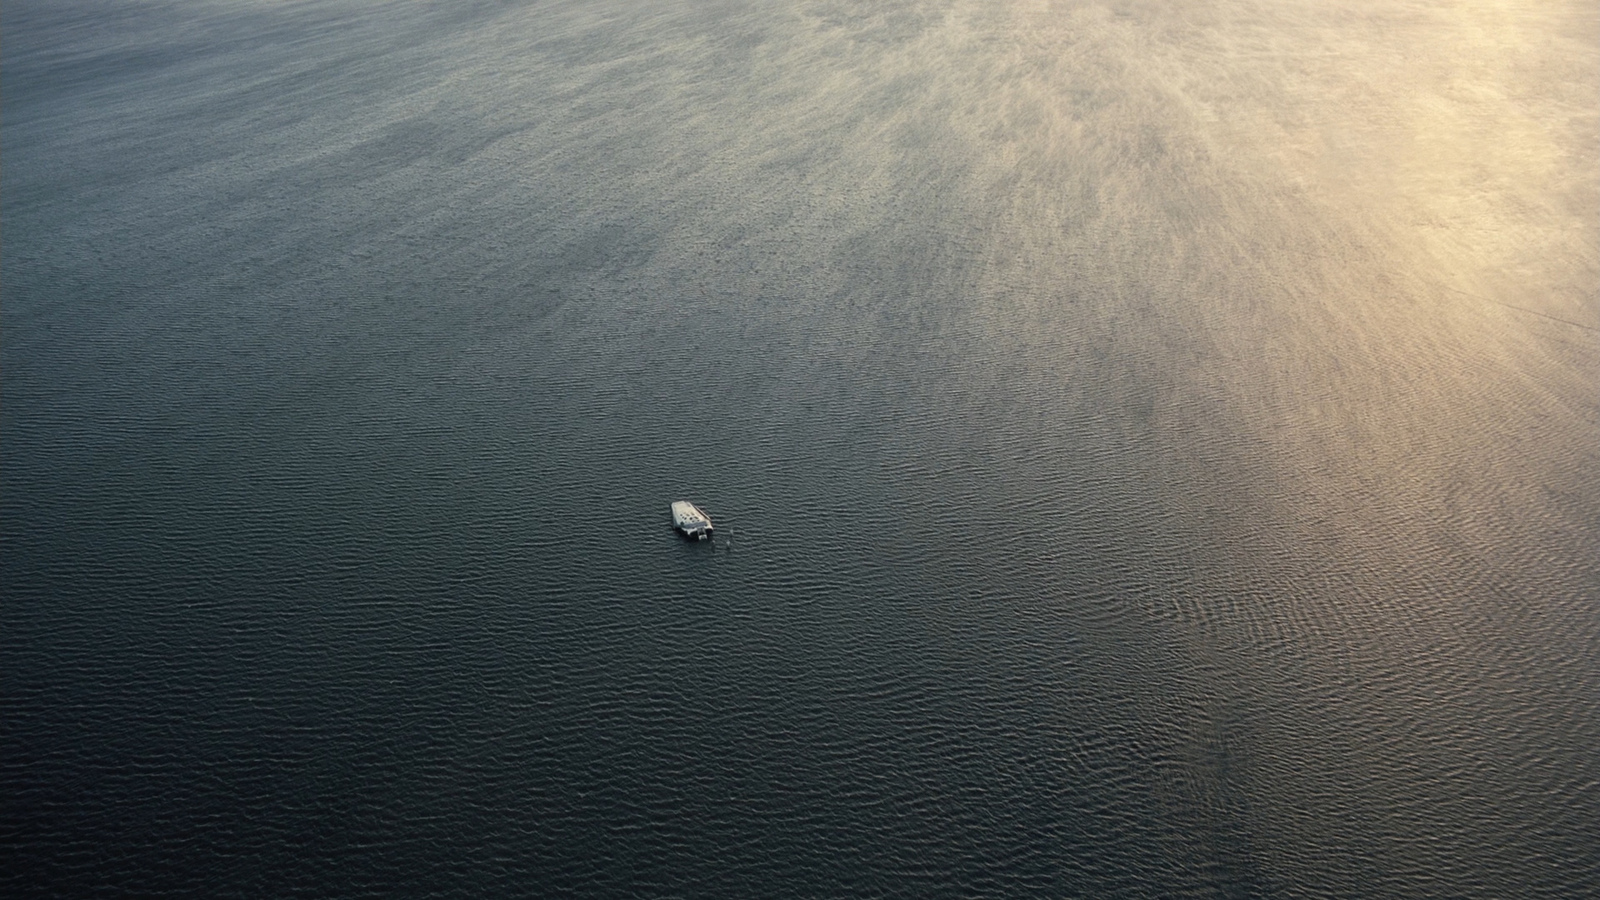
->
5 1 1598 896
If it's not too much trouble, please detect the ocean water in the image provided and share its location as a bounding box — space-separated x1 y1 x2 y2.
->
3 0 1597 895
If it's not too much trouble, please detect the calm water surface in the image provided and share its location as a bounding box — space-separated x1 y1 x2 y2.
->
4 1 1597 896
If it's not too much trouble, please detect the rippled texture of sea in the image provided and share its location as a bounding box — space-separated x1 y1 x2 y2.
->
4 1 1597 896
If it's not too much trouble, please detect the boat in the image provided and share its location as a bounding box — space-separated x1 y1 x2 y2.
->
670 500 714 539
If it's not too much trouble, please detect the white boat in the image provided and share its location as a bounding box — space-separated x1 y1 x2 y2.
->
670 500 714 539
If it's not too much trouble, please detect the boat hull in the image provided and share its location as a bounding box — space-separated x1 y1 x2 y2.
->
670 500 714 539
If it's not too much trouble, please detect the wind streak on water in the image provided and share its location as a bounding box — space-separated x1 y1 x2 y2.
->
3 1 1597 896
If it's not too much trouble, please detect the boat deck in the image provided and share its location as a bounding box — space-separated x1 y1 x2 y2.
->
670 500 713 539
